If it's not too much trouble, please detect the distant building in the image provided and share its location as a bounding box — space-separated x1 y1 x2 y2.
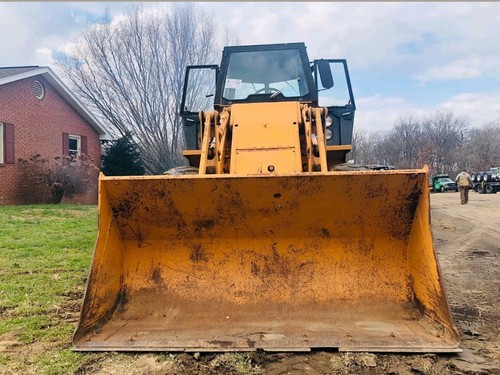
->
0 66 109 204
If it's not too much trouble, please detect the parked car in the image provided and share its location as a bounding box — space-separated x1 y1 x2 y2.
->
429 174 458 193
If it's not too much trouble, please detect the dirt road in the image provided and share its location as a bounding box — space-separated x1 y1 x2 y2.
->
71 191 499 375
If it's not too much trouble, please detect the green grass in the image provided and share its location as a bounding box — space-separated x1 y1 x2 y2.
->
0 204 97 374
0 204 262 375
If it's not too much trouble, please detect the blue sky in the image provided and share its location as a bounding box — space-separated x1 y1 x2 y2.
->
1 2 499 133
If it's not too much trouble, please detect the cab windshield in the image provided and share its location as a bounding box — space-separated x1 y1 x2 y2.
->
223 49 309 100
437 178 454 184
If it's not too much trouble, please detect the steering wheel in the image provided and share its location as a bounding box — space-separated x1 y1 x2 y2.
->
254 87 280 95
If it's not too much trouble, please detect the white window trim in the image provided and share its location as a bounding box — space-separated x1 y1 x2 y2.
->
0 122 4 164
68 134 81 157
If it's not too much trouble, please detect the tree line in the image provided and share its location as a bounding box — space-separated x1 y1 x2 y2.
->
349 112 500 178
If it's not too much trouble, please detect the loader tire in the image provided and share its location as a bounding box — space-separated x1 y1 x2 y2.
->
163 166 199 175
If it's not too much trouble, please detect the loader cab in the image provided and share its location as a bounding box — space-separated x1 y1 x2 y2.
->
180 42 356 152
215 43 316 105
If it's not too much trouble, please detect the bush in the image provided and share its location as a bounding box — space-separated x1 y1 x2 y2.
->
17 154 99 204
101 132 145 176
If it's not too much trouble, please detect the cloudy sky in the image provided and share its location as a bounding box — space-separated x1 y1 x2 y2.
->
1 2 499 132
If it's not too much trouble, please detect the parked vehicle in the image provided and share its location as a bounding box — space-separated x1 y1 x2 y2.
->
471 167 500 194
429 174 458 193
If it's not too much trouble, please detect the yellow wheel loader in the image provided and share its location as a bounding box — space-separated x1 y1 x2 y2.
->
74 42 460 352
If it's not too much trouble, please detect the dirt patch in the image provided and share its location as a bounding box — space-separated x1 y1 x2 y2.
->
0 331 59 375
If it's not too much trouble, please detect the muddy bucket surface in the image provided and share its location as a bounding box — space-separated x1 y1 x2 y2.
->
74 169 459 352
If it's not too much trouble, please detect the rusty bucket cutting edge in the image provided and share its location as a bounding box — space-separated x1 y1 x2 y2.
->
73 168 460 352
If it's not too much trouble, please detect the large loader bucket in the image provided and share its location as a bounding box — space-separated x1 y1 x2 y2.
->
74 168 460 352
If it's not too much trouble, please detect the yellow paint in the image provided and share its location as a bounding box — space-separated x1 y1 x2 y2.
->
229 102 303 174
74 97 458 351
74 167 459 350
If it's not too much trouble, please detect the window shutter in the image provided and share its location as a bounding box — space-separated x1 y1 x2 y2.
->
4 123 15 164
62 132 69 156
81 135 88 156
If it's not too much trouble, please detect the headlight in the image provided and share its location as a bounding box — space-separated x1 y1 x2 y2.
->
325 116 333 128
325 128 333 140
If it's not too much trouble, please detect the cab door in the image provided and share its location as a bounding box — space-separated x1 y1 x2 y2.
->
313 60 356 146
180 65 218 149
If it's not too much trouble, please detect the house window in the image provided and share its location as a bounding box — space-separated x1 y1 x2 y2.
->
63 132 87 158
68 135 81 158
0 122 14 164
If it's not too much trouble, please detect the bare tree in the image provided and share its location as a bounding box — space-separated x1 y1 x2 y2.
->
223 26 241 46
349 128 371 164
467 121 500 171
389 116 422 168
372 131 401 166
353 111 476 175
421 111 469 174
56 4 217 174
351 109 500 178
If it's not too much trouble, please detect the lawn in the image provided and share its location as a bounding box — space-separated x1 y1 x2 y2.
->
0 205 259 375
0 204 98 374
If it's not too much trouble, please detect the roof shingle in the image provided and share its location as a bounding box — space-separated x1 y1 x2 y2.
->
0 66 40 80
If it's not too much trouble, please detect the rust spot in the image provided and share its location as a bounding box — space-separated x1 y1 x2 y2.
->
115 289 129 314
407 185 421 219
271 242 279 260
112 199 135 219
135 227 145 243
322 228 330 237
152 268 162 285
190 244 208 262
111 189 143 220
251 261 260 276
381 181 422 241
193 219 215 231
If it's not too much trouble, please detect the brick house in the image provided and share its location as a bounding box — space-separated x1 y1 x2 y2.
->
0 66 109 205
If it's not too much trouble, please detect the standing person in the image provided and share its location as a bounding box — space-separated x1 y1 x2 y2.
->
455 169 473 205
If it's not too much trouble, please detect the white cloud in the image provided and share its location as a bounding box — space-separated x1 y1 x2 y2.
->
440 91 500 127
354 95 426 133
416 63 482 82
415 57 500 82
2 1 499 137
354 90 500 135
34 48 54 67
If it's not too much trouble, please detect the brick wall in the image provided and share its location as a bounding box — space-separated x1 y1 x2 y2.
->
0 76 101 205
